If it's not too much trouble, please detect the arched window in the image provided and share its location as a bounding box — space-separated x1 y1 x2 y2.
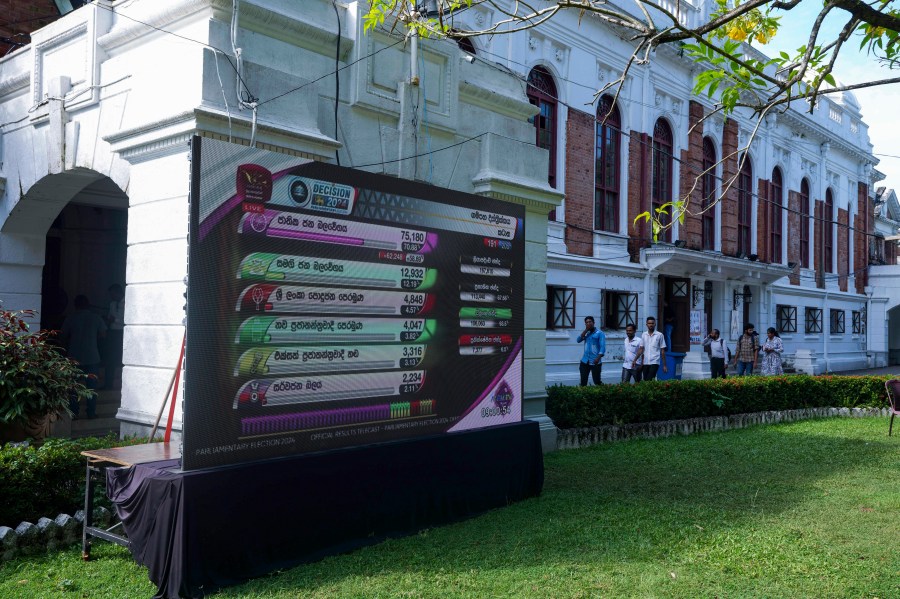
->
800 178 810 268
652 118 673 242
595 96 620 232
701 137 717 251
737 156 753 256
825 188 834 273
455 36 476 55
526 66 557 188
770 167 783 264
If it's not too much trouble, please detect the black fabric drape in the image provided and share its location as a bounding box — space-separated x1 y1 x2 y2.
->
107 421 544 598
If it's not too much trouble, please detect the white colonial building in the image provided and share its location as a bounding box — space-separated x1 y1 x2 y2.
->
463 2 893 383
0 0 560 446
0 0 895 447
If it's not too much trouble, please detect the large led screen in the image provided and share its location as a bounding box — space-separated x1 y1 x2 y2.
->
183 137 525 469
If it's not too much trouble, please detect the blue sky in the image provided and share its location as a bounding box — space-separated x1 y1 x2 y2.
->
763 3 900 188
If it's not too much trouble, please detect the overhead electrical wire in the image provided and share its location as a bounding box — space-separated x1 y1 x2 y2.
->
7 0 892 256
331 0 342 166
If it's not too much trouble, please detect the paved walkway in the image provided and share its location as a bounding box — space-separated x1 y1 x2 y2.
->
832 366 900 377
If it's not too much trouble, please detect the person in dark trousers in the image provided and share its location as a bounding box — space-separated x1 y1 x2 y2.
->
61 295 107 419
621 323 643 383
702 328 729 379
576 316 606 385
732 322 760 376
636 316 667 381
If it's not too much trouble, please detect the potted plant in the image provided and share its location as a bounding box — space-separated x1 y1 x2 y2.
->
0 305 91 443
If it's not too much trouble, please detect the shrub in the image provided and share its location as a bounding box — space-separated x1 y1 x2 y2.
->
0 435 148 527
546 375 891 430
0 306 91 427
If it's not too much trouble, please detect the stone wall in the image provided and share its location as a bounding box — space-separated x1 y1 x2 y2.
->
556 407 891 450
0 508 114 562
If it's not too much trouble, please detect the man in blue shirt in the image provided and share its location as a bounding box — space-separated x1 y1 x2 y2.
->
576 316 606 386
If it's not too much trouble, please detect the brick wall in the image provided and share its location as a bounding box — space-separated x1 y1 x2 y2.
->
628 131 651 262
854 183 870 294
813 200 824 288
0 1 60 55
720 119 739 257
756 177 770 263
837 208 849 292
679 101 705 248
564 108 595 257
787 190 801 285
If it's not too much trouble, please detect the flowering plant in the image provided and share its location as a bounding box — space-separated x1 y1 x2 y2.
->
0 305 89 427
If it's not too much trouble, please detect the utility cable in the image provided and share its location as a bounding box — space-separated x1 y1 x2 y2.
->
332 0 342 165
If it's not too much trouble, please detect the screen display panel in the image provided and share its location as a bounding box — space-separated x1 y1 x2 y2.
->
183 137 525 469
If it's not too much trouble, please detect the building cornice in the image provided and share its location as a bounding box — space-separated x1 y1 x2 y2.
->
99 0 353 60
104 107 340 164
459 77 536 121
473 173 563 212
547 250 645 278
98 0 210 52
0 70 29 101
778 109 874 165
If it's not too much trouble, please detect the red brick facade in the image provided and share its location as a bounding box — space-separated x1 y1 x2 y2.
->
558 100 871 297
0 1 60 55
563 108 595 257
787 190 801 285
679 101 705 249
756 177 770 263
628 131 651 262
837 208 849 292
720 119 739 257
854 183 871 293
813 200 824 288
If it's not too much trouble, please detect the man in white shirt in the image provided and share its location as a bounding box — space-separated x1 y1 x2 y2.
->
702 328 729 379
621 324 643 383
636 316 667 381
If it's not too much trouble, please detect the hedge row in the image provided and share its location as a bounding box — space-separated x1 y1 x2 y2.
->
546 375 891 430
0 435 148 528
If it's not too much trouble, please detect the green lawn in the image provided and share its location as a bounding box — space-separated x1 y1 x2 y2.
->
2 417 898 598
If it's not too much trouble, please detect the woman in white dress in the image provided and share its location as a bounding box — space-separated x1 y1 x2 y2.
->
760 327 784 375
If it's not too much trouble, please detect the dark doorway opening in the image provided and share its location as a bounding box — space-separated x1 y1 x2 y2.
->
660 276 691 352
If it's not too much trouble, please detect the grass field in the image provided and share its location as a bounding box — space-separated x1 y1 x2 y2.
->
2 417 898 598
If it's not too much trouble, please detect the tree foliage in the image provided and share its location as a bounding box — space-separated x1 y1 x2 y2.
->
365 0 899 237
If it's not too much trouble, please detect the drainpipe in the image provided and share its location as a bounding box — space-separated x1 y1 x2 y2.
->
409 23 419 85
822 289 829 373
866 287 874 367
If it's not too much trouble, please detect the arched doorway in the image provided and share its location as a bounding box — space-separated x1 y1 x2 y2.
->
40 177 128 335
2 169 128 436
45 176 127 435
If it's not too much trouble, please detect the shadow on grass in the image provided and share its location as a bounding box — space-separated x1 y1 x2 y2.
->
213 418 900 596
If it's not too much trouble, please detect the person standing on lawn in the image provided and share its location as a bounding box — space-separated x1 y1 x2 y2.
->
637 316 667 381
576 316 605 385
732 323 759 376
